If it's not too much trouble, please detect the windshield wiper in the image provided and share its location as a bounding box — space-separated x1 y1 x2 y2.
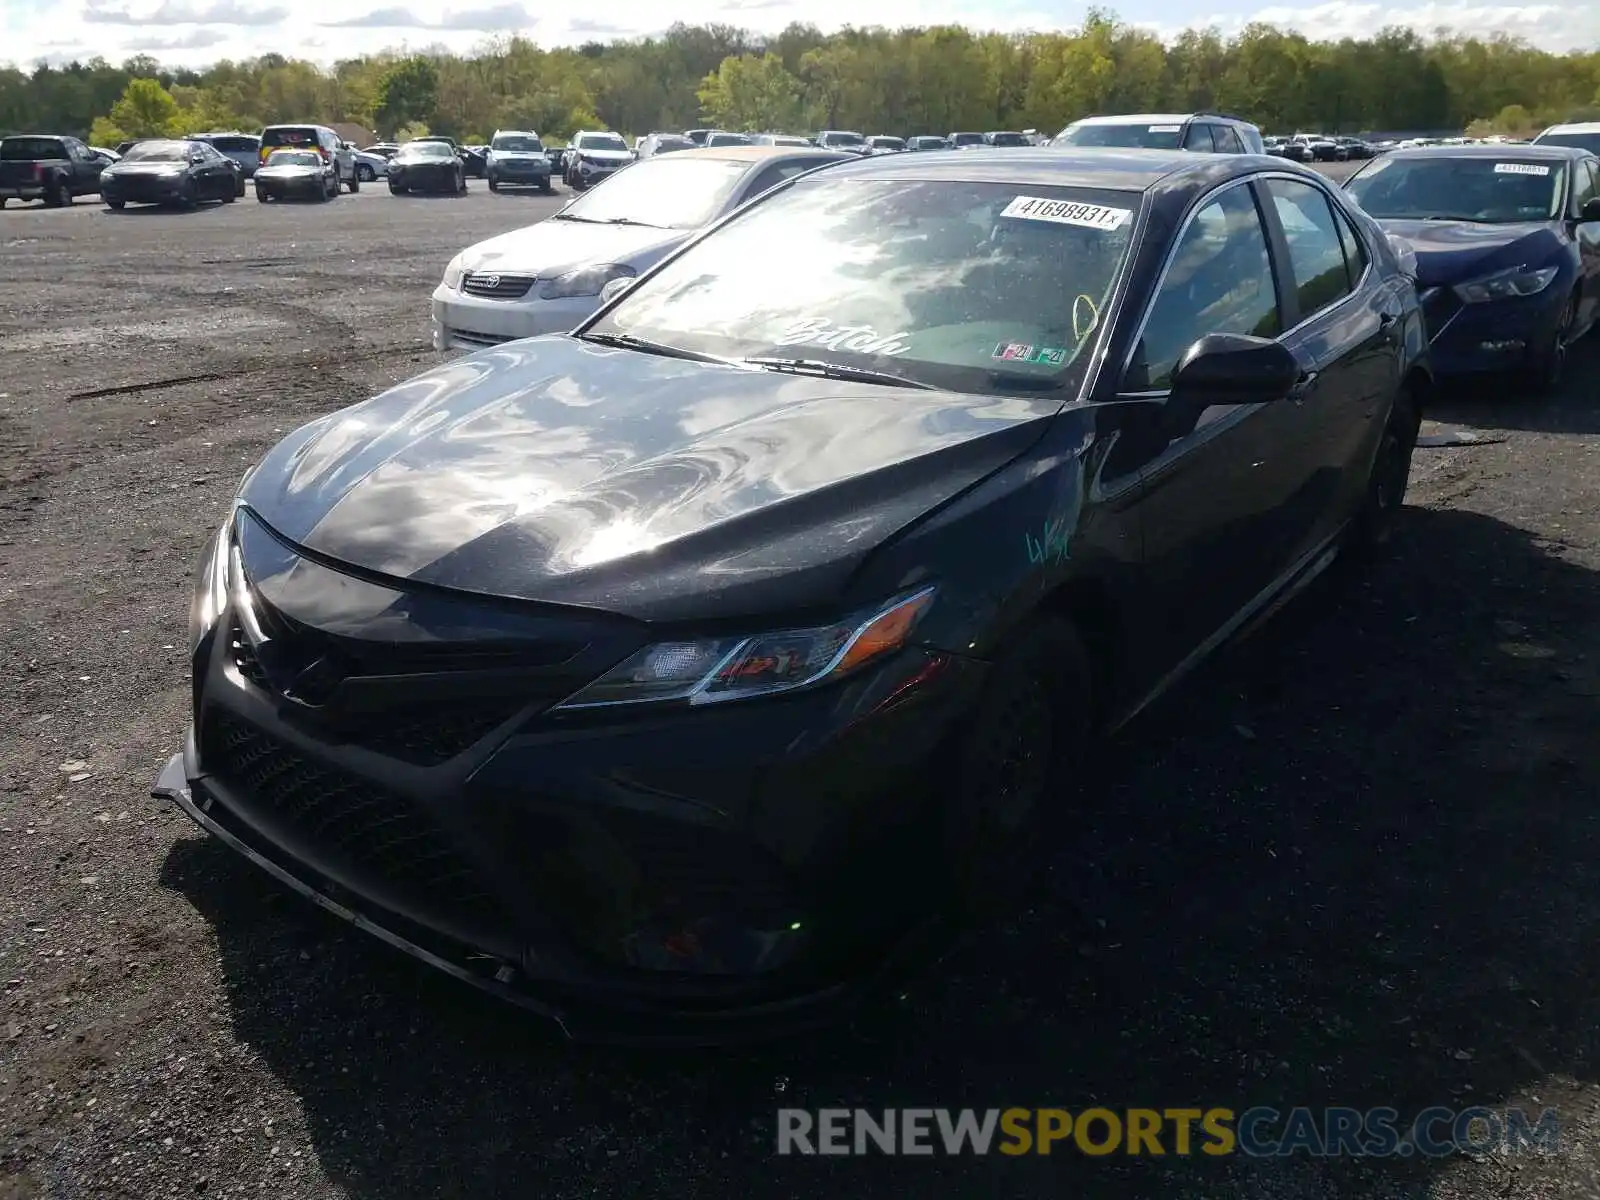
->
599 216 661 227
550 212 599 222
742 356 936 389
580 332 749 368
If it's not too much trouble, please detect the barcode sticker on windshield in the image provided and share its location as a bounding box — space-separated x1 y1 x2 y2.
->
1001 195 1131 230
1494 162 1549 176
1149 124 1182 132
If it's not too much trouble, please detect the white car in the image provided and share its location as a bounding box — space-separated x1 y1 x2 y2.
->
352 149 389 181
432 147 851 352
562 130 634 189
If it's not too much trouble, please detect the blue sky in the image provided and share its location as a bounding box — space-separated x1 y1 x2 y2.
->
2 0 1596 69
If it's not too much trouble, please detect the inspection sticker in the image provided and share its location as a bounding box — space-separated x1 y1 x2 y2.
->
1494 162 1550 176
1000 195 1131 230
1149 124 1182 132
993 342 1068 365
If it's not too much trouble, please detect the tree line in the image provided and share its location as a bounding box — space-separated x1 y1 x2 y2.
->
3 11 1598 148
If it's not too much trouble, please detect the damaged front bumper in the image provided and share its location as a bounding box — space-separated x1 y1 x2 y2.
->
153 733 938 1047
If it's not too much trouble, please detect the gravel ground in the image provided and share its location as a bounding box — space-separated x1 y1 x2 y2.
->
2 175 1598 1200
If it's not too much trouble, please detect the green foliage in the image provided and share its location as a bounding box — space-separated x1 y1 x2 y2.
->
4 17 1599 143
376 56 439 137
107 77 183 137
697 53 803 130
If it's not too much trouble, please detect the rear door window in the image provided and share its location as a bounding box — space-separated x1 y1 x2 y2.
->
1183 123 1217 152
1212 125 1246 153
1265 179 1354 319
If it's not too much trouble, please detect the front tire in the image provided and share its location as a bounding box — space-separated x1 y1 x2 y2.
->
1528 291 1578 395
43 178 67 207
488 175 499 192
1350 384 1421 553
942 618 1090 916
346 171 360 194
357 163 375 183
105 197 125 210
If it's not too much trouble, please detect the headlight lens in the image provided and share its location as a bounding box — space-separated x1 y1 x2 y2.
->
187 514 234 657
538 263 635 300
555 586 936 710
1453 264 1558 304
442 253 467 290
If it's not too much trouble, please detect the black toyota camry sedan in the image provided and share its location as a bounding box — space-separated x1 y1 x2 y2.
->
100 137 245 209
156 149 1430 1043
386 139 467 195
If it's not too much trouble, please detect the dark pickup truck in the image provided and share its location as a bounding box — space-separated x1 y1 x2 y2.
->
0 134 107 207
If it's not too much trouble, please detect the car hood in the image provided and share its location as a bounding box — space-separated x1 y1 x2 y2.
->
1377 219 1563 288
238 335 1058 622
106 162 186 175
571 148 632 163
459 218 688 275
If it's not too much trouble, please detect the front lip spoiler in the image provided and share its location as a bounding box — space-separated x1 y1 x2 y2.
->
153 747 939 1047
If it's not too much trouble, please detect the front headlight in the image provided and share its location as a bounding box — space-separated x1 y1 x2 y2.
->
555 586 937 710
442 253 467 290
538 263 635 300
187 513 234 656
1453 264 1558 304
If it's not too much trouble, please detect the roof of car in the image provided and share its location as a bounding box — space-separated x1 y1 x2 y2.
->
1383 143 1593 161
671 146 846 164
1541 122 1600 134
813 146 1285 191
1070 114 1197 126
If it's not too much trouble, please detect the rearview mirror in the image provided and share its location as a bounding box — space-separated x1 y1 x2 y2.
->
1171 333 1302 398
599 276 634 305
1581 196 1600 222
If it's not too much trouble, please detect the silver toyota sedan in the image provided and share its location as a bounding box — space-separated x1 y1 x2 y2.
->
431 146 851 352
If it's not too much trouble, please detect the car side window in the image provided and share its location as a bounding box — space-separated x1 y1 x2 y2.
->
1183 123 1216 152
1572 160 1600 215
1213 125 1246 154
1127 184 1282 391
1265 179 1353 319
744 161 810 198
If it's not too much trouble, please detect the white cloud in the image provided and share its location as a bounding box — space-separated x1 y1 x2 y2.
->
3 0 1594 69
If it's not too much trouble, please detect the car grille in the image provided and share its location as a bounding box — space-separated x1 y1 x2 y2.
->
462 272 537 300
201 709 506 934
450 329 516 349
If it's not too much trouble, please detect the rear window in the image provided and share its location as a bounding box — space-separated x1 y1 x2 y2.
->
0 137 68 161
987 132 1029 147
261 127 321 150
491 134 543 152
1055 122 1184 150
207 136 258 153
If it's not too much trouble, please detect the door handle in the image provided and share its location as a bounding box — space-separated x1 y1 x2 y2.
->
1288 370 1318 403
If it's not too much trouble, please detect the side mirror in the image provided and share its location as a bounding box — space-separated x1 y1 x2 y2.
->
1171 333 1302 399
599 276 634 305
1581 196 1600 222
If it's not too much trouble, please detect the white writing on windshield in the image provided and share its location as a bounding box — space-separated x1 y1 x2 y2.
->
774 317 910 356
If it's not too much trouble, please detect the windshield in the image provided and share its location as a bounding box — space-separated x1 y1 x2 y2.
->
401 142 454 159
1534 131 1600 155
869 137 905 150
576 133 628 153
822 132 865 147
988 132 1029 147
492 135 543 152
121 141 189 162
707 133 752 146
265 150 321 168
1346 156 1566 223
651 137 693 153
560 156 749 229
1055 122 1183 150
950 133 984 146
590 178 1137 396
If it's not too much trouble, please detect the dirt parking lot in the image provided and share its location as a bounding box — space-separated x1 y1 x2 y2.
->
2 178 1599 1200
